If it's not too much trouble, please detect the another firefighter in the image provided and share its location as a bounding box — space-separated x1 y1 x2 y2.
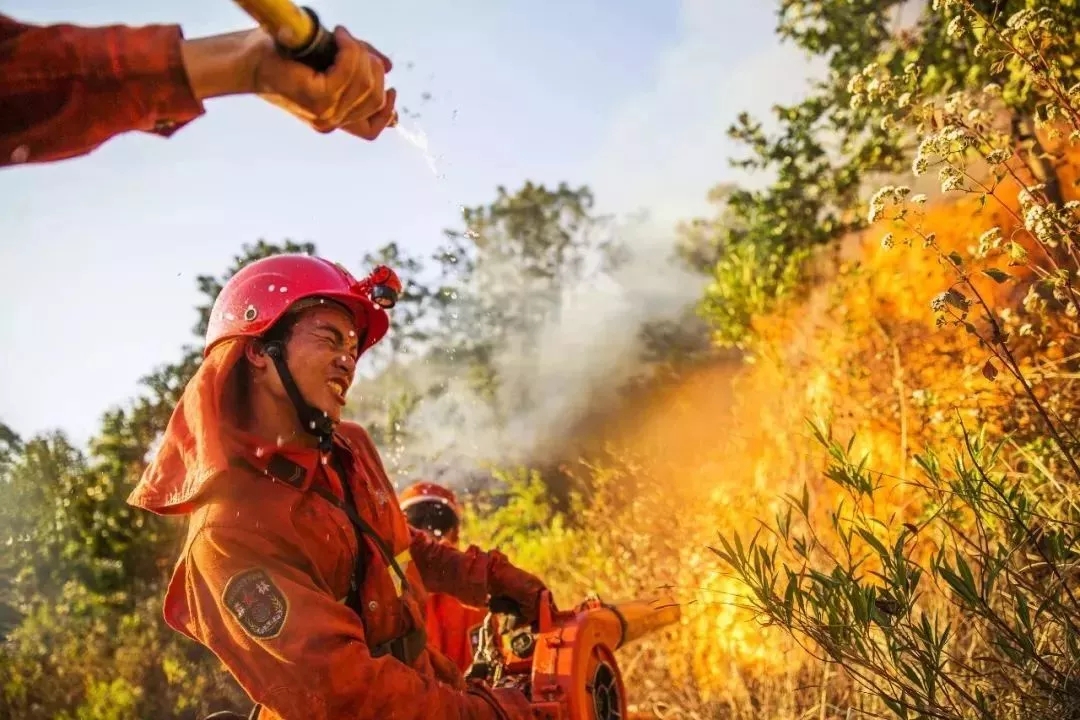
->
400 481 489 673
1 13 397 168
127 254 543 720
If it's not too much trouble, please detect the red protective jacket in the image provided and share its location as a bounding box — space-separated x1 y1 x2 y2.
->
0 14 205 167
426 592 488 673
127 339 545 720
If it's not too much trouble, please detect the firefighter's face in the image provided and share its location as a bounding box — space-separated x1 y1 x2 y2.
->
281 306 359 423
404 501 460 546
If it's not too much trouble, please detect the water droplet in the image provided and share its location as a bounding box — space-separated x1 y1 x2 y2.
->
393 122 440 177
348 330 356 338
268 284 276 292
309 421 317 429
255 447 265 457
280 286 288 293
276 435 285 446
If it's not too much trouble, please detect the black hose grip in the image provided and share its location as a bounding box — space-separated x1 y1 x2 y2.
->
280 6 338 73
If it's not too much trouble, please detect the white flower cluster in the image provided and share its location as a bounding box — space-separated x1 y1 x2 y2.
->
939 166 965 193
1005 9 1035 30
976 227 1003 258
911 125 975 178
846 62 906 111
938 124 976 150
1019 188 1059 247
867 185 911 224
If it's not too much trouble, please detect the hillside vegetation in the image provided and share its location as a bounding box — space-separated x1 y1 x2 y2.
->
2 1 1079 718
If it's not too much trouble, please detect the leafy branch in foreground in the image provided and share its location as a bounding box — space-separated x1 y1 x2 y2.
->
712 2 1080 718
713 419 1080 720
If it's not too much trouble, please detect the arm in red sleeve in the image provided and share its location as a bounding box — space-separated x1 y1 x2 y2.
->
409 529 549 621
181 524 519 720
0 14 205 167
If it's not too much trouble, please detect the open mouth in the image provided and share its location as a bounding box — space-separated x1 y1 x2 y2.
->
327 379 347 405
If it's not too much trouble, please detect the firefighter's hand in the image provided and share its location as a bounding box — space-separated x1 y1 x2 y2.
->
489 593 552 629
487 554 549 624
182 26 397 140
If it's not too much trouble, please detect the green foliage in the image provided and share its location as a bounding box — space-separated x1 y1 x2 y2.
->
714 419 1080 720
712 1 1080 717
694 0 1080 347
460 468 583 584
0 584 245 720
699 236 810 348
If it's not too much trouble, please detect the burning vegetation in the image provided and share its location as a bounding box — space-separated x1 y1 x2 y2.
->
3 1 1080 718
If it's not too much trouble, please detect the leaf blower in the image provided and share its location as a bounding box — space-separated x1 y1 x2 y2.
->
471 590 682 720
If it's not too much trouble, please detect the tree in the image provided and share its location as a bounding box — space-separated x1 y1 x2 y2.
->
429 181 615 381
772 0 1076 205
360 241 433 357
697 0 1080 346
349 182 624 477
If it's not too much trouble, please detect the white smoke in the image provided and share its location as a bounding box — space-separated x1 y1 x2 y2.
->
378 216 707 486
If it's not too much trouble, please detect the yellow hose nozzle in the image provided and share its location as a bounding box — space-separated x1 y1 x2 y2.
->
231 0 337 71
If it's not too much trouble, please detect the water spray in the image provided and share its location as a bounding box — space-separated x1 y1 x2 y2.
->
230 0 441 176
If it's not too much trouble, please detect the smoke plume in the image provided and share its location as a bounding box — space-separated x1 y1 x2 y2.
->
375 217 709 487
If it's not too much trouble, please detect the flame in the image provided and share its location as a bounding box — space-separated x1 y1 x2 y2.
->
547 146 1080 702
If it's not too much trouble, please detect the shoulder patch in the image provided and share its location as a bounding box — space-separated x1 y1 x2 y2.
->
223 568 289 639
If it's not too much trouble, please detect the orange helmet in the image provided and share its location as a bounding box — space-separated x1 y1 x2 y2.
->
205 254 401 357
400 481 462 542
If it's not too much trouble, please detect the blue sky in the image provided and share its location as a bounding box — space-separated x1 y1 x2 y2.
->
0 0 818 446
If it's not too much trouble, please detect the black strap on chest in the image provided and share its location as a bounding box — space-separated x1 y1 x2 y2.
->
317 453 425 664
232 452 424 664
322 453 412 598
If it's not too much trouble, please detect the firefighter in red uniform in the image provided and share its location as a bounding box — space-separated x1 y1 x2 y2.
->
0 13 397 167
126 254 545 720
400 481 489 673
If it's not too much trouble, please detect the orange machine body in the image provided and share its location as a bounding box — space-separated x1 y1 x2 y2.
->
484 592 680 720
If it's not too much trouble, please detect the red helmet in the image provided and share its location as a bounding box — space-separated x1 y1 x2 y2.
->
399 481 461 515
400 481 463 542
204 254 401 356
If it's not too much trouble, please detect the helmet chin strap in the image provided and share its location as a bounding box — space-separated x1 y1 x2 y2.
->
264 341 335 453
